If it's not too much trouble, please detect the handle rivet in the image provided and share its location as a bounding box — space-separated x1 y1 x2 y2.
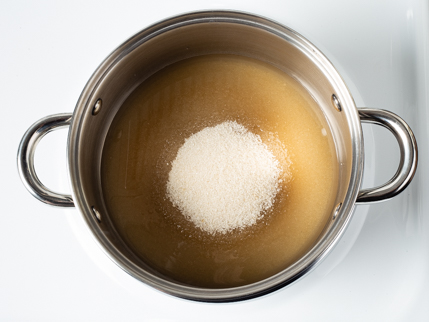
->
332 94 342 112
333 203 342 220
92 206 102 222
92 99 102 115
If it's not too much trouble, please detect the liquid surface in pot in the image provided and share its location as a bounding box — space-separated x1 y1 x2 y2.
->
101 54 338 288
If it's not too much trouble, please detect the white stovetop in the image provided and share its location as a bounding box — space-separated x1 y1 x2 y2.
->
1 1 428 321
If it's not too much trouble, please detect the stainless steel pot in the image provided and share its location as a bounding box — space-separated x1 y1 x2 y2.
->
17 11 417 302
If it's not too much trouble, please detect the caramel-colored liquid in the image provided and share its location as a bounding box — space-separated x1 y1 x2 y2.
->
101 54 338 288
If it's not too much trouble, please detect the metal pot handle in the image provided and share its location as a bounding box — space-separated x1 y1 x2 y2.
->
17 113 74 207
17 110 417 206
357 108 418 204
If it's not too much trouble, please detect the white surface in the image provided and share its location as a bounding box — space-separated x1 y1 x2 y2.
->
1 0 428 321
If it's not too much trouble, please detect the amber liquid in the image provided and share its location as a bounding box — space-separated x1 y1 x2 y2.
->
101 54 338 288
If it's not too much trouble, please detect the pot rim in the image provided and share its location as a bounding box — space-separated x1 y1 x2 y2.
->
67 10 363 302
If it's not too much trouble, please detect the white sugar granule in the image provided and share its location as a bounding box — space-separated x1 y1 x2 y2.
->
166 121 283 235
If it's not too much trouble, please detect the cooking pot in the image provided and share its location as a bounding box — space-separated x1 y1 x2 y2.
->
17 11 417 302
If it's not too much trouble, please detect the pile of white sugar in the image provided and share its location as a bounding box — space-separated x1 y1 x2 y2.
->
166 121 283 235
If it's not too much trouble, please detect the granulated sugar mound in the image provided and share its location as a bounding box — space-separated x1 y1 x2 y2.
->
166 121 283 235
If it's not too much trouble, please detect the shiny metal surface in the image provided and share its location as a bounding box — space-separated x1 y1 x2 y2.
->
357 108 418 203
17 113 74 207
16 10 418 302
